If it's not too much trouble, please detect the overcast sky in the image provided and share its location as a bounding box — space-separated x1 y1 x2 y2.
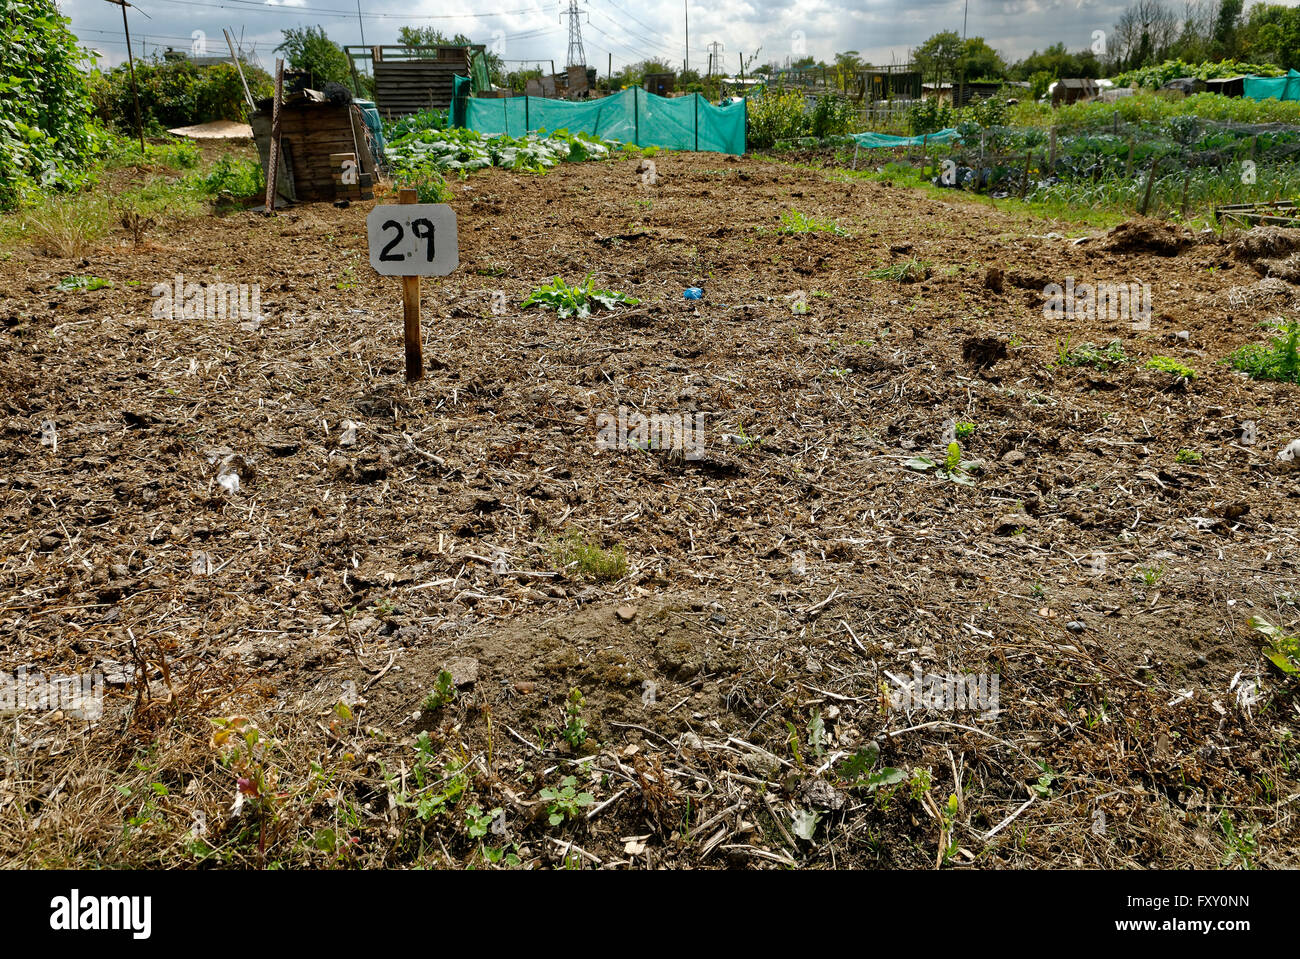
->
59 0 1300 74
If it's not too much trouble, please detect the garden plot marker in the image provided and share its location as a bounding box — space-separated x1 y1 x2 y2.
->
366 189 458 382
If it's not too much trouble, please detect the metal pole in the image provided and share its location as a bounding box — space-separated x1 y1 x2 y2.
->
107 0 146 154
684 0 689 73
224 28 255 112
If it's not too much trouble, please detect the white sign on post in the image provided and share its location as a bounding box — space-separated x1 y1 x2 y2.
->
366 203 459 277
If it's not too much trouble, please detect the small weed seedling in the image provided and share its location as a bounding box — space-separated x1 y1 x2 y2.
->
867 259 928 282
1250 616 1300 675
730 422 762 450
55 275 112 292
1175 448 1202 464
1146 355 1196 379
540 775 594 825
939 793 961 865
387 734 470 821
1219 811 1259 869
521 274 639 319
1136 564 1166 588
464 805 501 840
423 670 457 712
550 530 628 581
836 743 906 794
1056 338 1127 370
1030 762 1058 798
954 420 976 439
775 208 848 236
563 687 589 748
905 441 983 486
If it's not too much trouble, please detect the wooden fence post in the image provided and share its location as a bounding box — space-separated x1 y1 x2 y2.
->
263 58 284 216
399 188 423 382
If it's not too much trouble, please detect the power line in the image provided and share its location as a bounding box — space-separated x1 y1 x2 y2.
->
75 26 202 43
583 21 661 66
595 0 672 47
588 6 676 59
127 0 546 21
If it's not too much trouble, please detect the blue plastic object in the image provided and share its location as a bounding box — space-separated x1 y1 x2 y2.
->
684 287 704 300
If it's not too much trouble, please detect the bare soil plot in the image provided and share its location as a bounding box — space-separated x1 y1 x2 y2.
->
1 146 1297 868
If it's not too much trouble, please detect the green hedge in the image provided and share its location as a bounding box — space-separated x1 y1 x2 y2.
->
0 1 101 210
89 60 275 134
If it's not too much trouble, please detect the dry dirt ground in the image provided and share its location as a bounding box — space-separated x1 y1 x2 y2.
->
1 142 1298 869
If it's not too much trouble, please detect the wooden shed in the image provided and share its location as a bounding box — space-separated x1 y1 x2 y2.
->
859 69 922 101
1205 76 1245 98
251 89 377 205
1052 78 1100 106
643 73 675 97
349 45 485 119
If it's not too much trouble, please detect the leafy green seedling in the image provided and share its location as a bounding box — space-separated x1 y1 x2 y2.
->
540 775 594 825
521 274 639 319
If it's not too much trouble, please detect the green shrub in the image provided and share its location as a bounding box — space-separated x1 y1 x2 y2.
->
747 88 808 147
384 109 449 141
808 95 856 138
1112 59 1285 90
88 60 274 134
0 1 103 210
908 98 953 136
202 156 263 197
1227 322 1300 383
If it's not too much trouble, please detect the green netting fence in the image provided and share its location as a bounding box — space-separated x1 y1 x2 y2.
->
1244 70 1300 102
851 128 961 148
454 85 746 154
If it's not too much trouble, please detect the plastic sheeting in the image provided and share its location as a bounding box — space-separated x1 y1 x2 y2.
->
458 87 746 154
353 99 386 155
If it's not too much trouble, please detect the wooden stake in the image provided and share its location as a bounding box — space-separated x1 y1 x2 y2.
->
1021 150 1032 199
263 59 284 216
399 188 423 382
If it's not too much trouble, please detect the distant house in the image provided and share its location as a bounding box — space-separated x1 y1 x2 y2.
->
1052 77 1100 106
